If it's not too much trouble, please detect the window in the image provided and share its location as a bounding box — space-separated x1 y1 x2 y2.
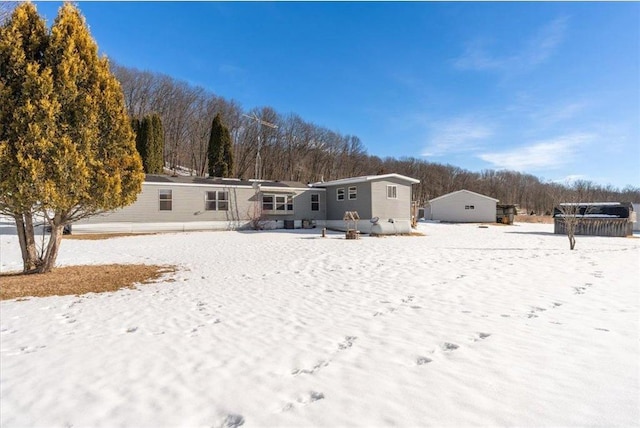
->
159 189 172 211
311 193 320 211
275 195 287 211
465 205 475 210
348 186 357 200
205 191 229 211
387 185 397 199
262 194 294 214
262 195 274 211
337 188 345 201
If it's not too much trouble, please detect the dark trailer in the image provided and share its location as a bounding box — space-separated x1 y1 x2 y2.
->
553 202 635 237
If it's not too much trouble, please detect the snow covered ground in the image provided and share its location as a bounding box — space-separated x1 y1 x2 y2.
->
1 222 639 427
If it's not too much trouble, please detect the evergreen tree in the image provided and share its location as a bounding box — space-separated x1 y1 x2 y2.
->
148 113 164 173
0 3 144 273
138 115 151 172
131 116 144 164
207 113 233 177
132 114 164 174
0 2 53 271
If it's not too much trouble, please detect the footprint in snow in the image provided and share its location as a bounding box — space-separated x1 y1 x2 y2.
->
469 332 492 342
298 391 325 404
281 391 325 412
220 413 244 428
416 356 432 365
401 295 415 304
291 360 329 376
57 313 76 324
338 336 357 350
441 342 459 352
574 286 587 295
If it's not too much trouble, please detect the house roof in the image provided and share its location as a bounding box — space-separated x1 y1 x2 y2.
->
429 189 499 203
144 174 309 190
310 173 420 187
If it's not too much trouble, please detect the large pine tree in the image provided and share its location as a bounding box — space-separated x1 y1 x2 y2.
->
207 113 233 178
0 3 144 273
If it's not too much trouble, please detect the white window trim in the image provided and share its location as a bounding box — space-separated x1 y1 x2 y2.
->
262 193 294 214
159 189 172 211
205 190 229 211
348 186 357 200
311 193 320 211
386 185 397 199
337 188 345 201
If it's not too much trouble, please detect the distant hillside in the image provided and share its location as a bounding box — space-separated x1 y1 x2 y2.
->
113 63 640 213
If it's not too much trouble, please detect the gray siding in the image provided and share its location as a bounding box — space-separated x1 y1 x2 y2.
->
78 183 324 225
370 178 413 220
261 190 326 221
74 174 418 233
79 183 253 224
324 182 372 221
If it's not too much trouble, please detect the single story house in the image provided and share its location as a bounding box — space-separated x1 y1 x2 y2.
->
73 173 419 234
425 189 499 223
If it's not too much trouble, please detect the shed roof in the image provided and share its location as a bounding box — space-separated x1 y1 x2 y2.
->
311 173 420 187
429 189 499 203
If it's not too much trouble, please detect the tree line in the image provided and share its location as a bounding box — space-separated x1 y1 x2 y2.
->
114 64 639 215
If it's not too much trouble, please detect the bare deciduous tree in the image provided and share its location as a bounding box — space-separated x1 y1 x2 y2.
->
550 181 596 250
109 63 640 210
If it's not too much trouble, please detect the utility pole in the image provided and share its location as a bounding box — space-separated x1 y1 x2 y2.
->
242 113 277 181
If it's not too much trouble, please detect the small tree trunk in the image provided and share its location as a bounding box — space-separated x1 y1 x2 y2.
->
13 212 39 272
39 222 64 273
569 234 576 250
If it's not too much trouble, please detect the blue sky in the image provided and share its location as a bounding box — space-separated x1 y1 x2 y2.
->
34 1 640 189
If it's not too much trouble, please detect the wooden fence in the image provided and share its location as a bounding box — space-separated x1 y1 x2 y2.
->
554 218 633 237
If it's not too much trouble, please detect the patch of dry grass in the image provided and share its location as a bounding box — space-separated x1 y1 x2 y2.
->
0 264 176 301
515 215 554 224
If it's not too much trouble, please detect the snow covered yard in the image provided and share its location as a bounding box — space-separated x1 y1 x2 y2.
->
1 222 639 427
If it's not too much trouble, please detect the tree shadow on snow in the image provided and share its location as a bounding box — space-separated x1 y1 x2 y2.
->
505 231 557 237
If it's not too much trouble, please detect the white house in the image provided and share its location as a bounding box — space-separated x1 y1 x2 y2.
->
426 189 498 223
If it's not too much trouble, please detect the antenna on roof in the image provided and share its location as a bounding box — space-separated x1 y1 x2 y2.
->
243 113 278 181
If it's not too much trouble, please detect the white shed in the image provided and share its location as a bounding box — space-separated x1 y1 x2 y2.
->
427 189 498 223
